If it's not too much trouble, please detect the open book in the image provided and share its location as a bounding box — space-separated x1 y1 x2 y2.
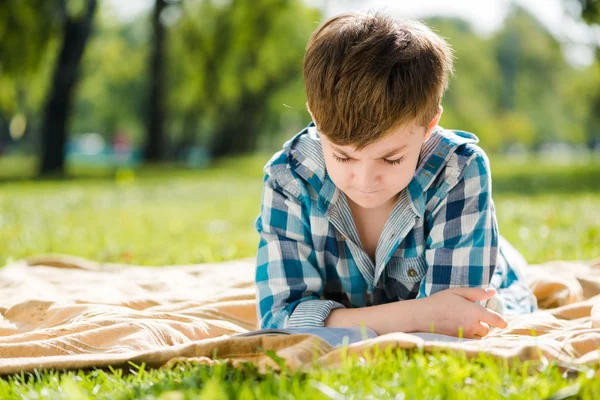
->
233 326 476 348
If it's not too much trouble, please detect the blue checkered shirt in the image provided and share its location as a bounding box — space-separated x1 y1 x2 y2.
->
255 123 537 329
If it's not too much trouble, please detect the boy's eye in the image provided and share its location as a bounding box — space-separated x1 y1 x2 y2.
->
332 154 405 165
332 154 351 163
384 157 405 165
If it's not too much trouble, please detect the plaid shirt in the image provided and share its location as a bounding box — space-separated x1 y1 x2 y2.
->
255 122 537 329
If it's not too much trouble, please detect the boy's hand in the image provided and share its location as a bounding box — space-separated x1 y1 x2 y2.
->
417 287 508 339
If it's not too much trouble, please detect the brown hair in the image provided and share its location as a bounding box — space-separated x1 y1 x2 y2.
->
303 11 454 149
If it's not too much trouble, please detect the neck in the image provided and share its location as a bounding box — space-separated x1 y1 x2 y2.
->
346 192 399 214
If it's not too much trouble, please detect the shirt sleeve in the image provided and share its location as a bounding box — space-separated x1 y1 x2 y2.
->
254 172 346 329
416 151 499 307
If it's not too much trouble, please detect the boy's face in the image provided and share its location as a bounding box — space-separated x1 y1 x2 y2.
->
316 107 442 211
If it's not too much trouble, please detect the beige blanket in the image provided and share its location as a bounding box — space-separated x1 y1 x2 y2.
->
1 255 600 375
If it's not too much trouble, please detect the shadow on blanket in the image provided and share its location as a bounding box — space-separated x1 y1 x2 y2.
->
1 255 599 375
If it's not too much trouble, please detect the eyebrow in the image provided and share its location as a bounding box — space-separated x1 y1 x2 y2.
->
331 144 409 159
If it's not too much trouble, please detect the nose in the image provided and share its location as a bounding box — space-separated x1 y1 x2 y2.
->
353 163 380 190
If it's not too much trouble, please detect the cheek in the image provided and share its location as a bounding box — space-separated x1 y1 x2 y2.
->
391 171 412 189
379 161 417 190
327 164 344 182
324 159 349 186
390 163 419 188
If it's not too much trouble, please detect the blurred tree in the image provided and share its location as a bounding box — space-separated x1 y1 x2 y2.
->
144 0 168 162
4 0 597 168
168 0 319 158
567 0 600 147
433 6 592 151
427 18 509 150
0 0 62 148
70 6 148 146
578 0 600 22
0 114 9 154
40 0 98 176
493 5 575 148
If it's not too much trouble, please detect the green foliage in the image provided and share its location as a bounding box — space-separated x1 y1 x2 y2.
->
1 1 600 156
0 0 61 116
566 0 600 147
496 8 577 146
430 5 600 151
69 5 149 144
577 0 600 23
166 0 319 154
428 18 507 150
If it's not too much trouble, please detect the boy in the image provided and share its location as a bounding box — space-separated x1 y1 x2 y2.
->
254 12 537 339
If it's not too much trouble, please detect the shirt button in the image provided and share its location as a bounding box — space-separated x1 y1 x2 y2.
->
408 268 417 277
340 234 346 241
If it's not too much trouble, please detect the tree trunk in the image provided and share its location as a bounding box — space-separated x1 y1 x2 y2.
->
143 0 167 162
209 99 263 158
0 114 9 155
39 0 97 177
587 88 600 149
175 111 199 159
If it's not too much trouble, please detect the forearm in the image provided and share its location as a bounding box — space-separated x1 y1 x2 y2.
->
324 299 427 336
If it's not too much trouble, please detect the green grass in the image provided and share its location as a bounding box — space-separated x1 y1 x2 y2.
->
0 155 268 266
2 349 600 399
0 153 599 398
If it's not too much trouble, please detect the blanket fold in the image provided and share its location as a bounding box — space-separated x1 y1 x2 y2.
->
1 255 599 375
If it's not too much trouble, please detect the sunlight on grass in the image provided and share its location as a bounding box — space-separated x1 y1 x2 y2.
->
0 154 597 266
1 347 599 399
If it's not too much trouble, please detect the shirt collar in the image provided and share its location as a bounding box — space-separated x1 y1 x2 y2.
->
285 121 479 217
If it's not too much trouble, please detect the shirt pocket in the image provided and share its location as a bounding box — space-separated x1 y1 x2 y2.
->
383 254 428 300
387 254 428 282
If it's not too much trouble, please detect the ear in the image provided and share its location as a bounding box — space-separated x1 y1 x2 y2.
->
423 105 443 141
306 102 316 124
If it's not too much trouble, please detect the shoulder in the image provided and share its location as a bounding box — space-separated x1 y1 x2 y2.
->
439 129 492 189
261 133 310 200
261 151 302 200
423 130 493 214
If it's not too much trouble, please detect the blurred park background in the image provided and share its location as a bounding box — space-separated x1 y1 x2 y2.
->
0 0 599 267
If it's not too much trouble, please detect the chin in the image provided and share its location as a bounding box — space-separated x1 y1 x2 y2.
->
347 192 391 210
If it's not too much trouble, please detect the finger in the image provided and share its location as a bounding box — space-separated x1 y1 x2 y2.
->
478 307 508 329
472 321 491 338
451 287 496 302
